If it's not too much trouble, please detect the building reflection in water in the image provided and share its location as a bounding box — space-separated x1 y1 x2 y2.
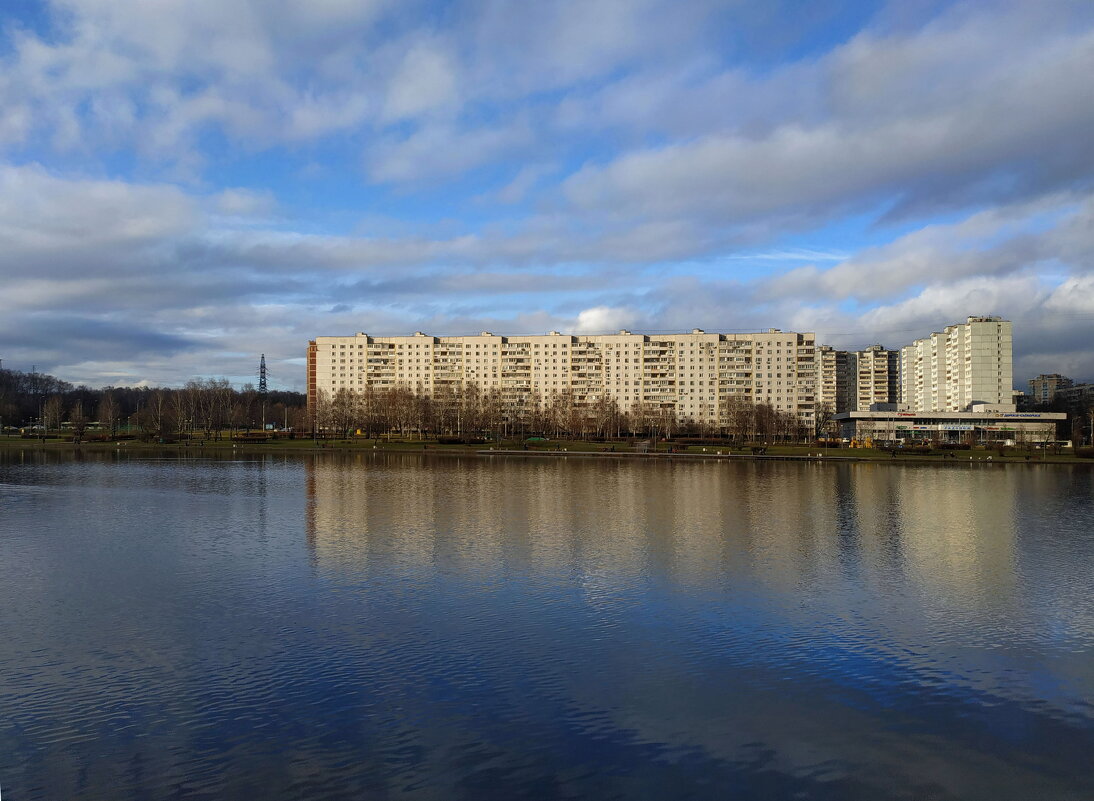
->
299 453 1085 797
5 447 1089 800
304 453 1021 617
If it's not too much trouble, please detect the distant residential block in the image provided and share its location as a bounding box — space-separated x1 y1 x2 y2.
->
815 346 853 415
853 345 901 411
307 316 1022 427
900 317 1013 412
1053 383 1094 407
1028 374 1073 404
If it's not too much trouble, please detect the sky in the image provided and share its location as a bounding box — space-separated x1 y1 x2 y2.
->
1 0 1093 392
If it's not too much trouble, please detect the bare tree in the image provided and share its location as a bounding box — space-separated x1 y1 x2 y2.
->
754 403 776 442
480 387 505 440
172 386 196 439
145 389 172 440
814 401 834 440
544 389 573 438
311 388 332 439
356 385 380 439
186 378 232 440
458 382 483 437
43 394 63 436
730 396 756 442
190 380 216 440
626 400 650 437
592 394 622 439
236 384 258 432
97 392 119 438
69 400 89 443
329 388 358 439
212 379 235 440
650 404 678 441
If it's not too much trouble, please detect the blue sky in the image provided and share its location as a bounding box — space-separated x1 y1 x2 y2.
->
1 0 1093 390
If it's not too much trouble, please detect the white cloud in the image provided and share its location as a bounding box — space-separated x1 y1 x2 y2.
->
367 119 533 183
563 6 1094 230
760 195 1088 303
0 164 198 265
383 42 460 121
573 306 641 334
3 2 1094 387
0 0 392 163
494 163 557 204
210 188 278 219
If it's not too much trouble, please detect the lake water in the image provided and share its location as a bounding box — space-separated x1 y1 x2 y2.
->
0 449 1092 800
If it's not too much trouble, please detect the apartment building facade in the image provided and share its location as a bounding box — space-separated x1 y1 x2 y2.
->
1054 383 1094 408
816 346 856 415
853 345 901 411
307 328 818 425
1028 374 1073 404
900 317 1013 412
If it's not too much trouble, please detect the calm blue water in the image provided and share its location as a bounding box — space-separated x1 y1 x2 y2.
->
0 449 1092 800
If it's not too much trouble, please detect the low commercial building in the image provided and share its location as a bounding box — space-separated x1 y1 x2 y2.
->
833 405 1065 445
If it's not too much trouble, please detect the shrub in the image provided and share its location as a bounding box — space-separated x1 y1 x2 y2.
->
1075 447 1094 459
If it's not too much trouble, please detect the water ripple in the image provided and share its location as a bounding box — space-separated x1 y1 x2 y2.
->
0 450 1092 800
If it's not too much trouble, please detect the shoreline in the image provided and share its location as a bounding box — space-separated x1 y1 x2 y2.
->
477 449 860 463
0 437 1088 467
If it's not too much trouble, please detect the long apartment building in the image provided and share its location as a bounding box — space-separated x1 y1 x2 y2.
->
900 316 1013 412
307 328 818 424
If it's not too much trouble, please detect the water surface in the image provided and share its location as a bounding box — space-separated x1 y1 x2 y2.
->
1 449 1092 799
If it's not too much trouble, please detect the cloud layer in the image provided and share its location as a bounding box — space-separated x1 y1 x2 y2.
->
1 1 1093 388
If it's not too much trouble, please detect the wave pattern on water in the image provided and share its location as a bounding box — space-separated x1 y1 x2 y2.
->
0 449 1092 800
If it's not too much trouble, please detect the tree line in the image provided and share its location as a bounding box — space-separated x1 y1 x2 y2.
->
314 385 819 442
6 363 1089 445
0 368 306 441
2 365 823 443
1028 394 1094 446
